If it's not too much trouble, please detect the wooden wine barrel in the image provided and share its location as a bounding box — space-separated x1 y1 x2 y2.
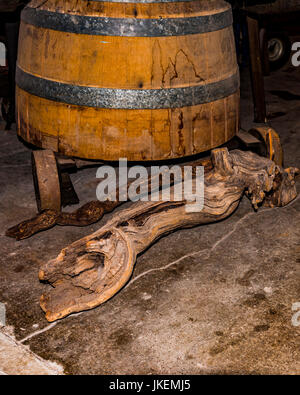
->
16 0 240 161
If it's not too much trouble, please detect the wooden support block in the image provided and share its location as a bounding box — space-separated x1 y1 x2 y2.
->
236 129 262 146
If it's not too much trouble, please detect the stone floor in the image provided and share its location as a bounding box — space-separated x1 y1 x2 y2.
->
0 63 299 375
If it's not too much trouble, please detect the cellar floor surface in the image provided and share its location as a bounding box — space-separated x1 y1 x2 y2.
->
0 64 299 375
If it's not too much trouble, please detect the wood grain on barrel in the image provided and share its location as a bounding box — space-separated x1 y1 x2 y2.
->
17 0 239 161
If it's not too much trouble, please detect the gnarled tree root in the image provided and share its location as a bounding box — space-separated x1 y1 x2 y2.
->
38 148 298 321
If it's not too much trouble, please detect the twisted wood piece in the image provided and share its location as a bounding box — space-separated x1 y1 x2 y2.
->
6 201 121 240
38 149 298 321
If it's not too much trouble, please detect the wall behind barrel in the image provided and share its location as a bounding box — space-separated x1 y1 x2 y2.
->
0 1 29 13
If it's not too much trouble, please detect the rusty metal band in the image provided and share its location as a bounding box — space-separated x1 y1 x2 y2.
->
21 6 233 37
16 67 240 110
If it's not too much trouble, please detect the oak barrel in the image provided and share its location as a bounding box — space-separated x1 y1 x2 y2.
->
16 0 240 161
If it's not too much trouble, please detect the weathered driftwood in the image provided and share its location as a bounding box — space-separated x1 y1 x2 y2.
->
38 148 298 322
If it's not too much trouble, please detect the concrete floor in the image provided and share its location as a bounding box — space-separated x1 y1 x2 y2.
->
0 64 299 375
